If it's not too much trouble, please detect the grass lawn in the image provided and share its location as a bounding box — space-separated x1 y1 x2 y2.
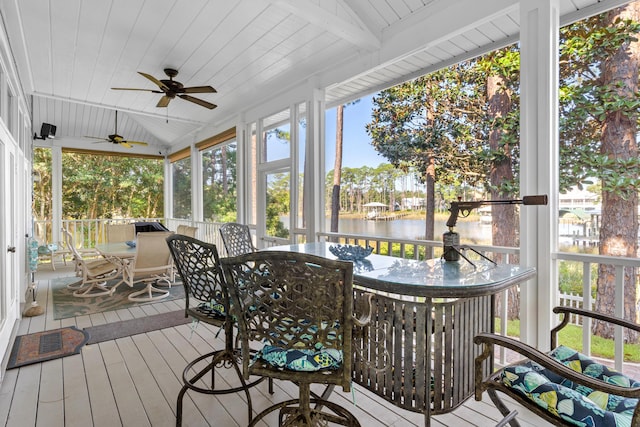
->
496 318 640 362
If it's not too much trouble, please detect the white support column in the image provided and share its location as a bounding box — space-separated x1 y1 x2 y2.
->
190 145 203 223
51 146 63 242
163 157 172 220
519 0 560 350
305 88 325 243
236 119 248 225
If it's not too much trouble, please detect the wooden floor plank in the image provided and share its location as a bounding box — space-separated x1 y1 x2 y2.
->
157 327 241 426
98 340 151 427
61 354 93 427
144 329 210 427
115 336 176 427
36 358 64 427
82 342 122 427
6 364 40 427
0 368 18 426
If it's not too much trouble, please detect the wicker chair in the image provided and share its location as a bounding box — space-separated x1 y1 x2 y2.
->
474 306 640 427
122 231 174 301
219 222 256 257
166 235 265 426
221 250 363 427
61 227 122 297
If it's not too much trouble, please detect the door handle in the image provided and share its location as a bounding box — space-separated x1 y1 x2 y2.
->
7 246 16 253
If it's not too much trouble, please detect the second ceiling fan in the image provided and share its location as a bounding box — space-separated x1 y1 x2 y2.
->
85 110 148 149
112 68 217 110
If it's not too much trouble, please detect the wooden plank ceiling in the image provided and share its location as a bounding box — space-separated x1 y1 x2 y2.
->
0 0 626 154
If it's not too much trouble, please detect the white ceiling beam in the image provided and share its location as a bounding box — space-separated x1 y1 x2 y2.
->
32 92 206 125
270 0 381 51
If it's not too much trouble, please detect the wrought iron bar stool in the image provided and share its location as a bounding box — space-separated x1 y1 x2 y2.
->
221 250 365 427
166 235 265 426
219 222 256 257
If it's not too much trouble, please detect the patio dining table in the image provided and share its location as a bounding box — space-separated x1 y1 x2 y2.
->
267 241 536 426
94 242 138 294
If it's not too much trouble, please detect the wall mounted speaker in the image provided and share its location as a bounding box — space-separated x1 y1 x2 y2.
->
34 123 56 140
40 123 56 138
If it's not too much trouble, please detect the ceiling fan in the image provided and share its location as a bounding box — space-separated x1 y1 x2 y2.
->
84 111 148 149
112 68 217 109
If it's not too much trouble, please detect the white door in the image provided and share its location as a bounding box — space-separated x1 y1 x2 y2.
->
0 135 20 364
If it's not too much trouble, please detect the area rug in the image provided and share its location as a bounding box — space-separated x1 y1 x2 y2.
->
51 276 185 320
8 326 89 369
84 310 191 344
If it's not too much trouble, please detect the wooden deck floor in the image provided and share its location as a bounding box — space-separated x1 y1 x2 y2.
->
0 263 551 427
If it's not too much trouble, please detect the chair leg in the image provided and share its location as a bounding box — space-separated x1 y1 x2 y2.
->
73 281 112 297
250 382 360 427
128 279 170 302
176 348 265 427
488 389 521 427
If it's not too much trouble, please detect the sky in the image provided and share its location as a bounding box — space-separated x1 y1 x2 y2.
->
324 95 387 172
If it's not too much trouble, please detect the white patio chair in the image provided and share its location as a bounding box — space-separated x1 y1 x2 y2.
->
106 223 136 243
61 228 122 297
122 231 174 302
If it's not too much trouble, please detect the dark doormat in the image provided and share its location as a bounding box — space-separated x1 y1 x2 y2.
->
8 326 89 369
84 310 191 344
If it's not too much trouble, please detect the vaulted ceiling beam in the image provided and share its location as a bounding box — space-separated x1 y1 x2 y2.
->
270 0 381 51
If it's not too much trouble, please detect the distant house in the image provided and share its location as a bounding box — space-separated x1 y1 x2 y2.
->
402 197 425 210
559 187 598 211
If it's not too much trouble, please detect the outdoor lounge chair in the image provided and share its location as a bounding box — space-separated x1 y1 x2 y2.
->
474 306 640 427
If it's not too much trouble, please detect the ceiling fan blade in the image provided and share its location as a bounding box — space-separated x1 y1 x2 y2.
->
179 94 217 109
122 141 148 146
156 96 172 108
138 72 170 91
84 135 109 142
111 87 157 92
120 142 133 149
182 85 217 94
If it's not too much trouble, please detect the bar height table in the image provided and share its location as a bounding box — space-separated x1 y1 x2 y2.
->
268 242 536 426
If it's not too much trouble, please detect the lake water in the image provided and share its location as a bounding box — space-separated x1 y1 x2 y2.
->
325 216 493 244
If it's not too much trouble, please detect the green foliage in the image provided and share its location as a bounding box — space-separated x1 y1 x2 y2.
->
50 150 163 219
558 259 598 295
559 15 640 193
366 63 493 189
495 318 640 362
172 157 191 219
202 144 238 221
266 172 290 238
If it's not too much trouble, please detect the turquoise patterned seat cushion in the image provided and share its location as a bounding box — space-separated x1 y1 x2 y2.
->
195 301 226 318
501 345 638 427
254 344 343 372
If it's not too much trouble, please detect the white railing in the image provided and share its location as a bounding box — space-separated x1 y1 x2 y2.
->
34 219 640 372
553 251 640 371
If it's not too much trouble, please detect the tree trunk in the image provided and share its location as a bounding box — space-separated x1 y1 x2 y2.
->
424 155 435 258
330 105 344 234
594 4 640 340
486 73 519 319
